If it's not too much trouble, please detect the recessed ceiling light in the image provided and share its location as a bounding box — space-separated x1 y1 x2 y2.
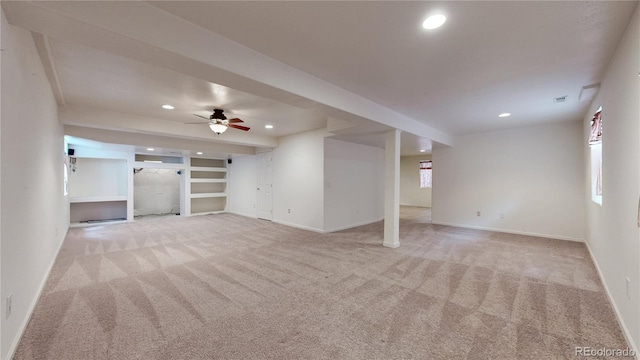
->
162 104 174 110
196 151 203 155
498 113 511 118
422 14 446 30
147 148 154 151
420 149 426 152
265 125 274 129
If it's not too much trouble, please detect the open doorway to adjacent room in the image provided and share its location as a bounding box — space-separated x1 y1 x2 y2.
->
399 154 432 223
133 168 182 220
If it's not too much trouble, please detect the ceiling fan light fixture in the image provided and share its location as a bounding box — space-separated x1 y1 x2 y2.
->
209 123 228 134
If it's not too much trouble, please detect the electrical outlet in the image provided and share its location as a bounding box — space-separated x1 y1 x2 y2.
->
626 277 631 299
6 294 12 319
288 208 291 214
500 213 505 219
476 211 481 217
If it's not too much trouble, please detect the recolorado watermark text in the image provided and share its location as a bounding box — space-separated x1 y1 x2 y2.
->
575 347 636 358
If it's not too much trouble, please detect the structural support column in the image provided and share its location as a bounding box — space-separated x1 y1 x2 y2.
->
383 129 401 248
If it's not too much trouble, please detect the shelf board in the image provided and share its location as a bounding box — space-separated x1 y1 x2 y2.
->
191 166 227 172
70 196 128 203
190 192 227 198
69 219 129 228
133 161 184 169
190 178 227 183
190 210 225 216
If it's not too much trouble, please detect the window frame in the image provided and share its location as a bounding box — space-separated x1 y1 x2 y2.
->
588 106 603 205
419 160 432 189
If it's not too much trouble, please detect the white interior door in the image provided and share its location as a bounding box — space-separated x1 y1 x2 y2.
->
257 151 273 220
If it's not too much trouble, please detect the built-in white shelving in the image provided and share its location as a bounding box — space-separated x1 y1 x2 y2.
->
68 157 129 226
191 166 227 172
190 178 227 183
189 158 227 214
190 192 227 198
133 161 184 170
70 195 128 203
190 210 225 216
67 153 231 221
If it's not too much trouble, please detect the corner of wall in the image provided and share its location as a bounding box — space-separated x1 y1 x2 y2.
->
582 4 640 352
1 15 67 359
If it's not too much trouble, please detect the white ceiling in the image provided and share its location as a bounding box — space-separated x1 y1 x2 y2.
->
151 1 636 134
3 1 637 155
48 38 327 139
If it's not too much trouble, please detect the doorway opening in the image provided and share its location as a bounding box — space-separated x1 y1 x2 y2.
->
134 168 182 220
399 155 432 223
257 150 273 220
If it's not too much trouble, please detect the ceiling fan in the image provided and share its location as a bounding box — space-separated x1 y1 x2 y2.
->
187 108 250 135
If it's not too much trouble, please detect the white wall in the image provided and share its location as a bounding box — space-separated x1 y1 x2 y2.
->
133 168 180 216
68 144 135 221
432 121 585 241
69 158 127 197
324 138 384 232
1 12 68 359
400 155 432 207
272 129 325 232
0 13 3 358
230 137 385 233
227 155 258 218
583 5 639 352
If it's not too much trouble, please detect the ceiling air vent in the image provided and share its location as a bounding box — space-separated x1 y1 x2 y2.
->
554 95 568 103
579 84 600 102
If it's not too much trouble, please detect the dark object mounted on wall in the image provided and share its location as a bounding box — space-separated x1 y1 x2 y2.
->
187 108 250 135
227 158 232 164
68 148 75 156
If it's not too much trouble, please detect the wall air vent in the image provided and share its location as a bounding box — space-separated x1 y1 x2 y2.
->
554 95 568 103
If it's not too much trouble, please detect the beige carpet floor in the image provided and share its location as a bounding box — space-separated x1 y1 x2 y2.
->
14 207 631 359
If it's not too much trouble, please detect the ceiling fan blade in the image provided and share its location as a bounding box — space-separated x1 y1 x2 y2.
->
228 118 244 123
229 124 250 131
193 114 210 120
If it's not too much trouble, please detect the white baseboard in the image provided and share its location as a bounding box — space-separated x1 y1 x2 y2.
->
69 219 130 228
324 217 383 233
383 241 400 249
430 221 584 242
188 211 224 216
5 226 69 360
227 210 258 219
584 242 638 359
236 213 381 234
271 219 324 233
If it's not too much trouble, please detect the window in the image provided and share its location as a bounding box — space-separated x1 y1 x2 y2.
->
589 106 603 204
419 160 432 188
588 107 602 145
64 151 69 196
